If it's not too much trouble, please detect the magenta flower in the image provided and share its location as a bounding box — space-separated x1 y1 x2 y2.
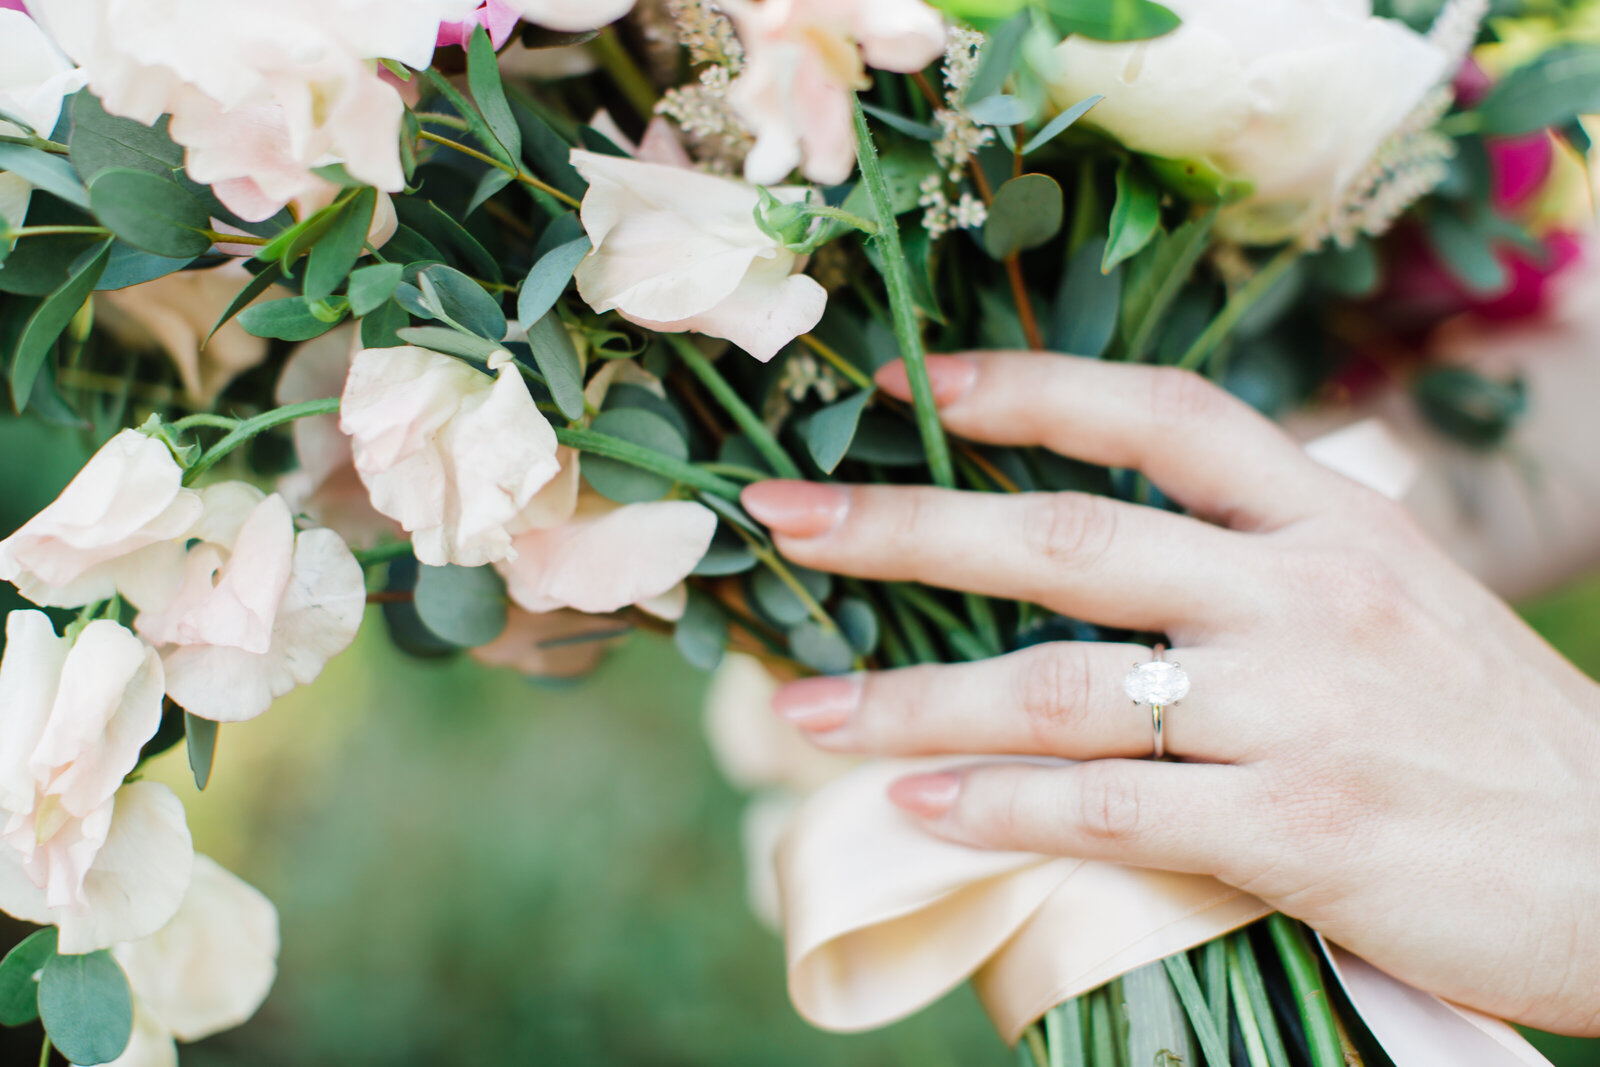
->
437 0 521 49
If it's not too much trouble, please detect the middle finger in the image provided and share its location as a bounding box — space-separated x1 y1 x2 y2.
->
741 481 1270 632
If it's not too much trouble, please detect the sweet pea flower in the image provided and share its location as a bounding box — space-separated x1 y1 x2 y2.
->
340 345 562 567
1044 0 1461 244
134 483 365 723
723 0 947 185
99 856 279 1067
98 263 280 403
0 7 87 233
437 0 522 49
0 429 203 610
28 0 480 221
570 149 827 361
0 612 193 954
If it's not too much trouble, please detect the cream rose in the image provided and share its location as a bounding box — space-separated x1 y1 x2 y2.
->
0 7 86 234
1044 0 1460 243
570 150 828 362
0 429 203 610
134 483 366 723
0 612 192 953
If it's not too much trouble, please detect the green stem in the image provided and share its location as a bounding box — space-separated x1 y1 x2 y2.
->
0 132 69 155
591 28 659 120
171 413 242 433
1163 953 1232 1067
1176 244 1300 373
183 398 341 485
1228 933 1291 1067
555 426 742 500
736 532 841 637
1023 1025 1050 1067
352 541 415 567
852 97 954 489
1044 1000 1085 1067
889 583 988 660
418 131 582 209
806 204 879 235
1267 916 1344 1067
667 335 801 480
5 225 110 239
203 229 269 247
412 111 473 131
38 1033 51 1067
799 333 875 391
700 462 774 483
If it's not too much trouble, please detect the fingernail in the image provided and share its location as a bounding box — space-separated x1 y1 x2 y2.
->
888 773 961 819
873 355 977 406
741 481 848 538
772 675 860 731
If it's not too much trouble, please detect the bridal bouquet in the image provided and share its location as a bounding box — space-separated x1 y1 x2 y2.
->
0 0 1593 1062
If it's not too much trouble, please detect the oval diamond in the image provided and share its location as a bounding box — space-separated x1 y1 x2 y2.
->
1123 661 1189 706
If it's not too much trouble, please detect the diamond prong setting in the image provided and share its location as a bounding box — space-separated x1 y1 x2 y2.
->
1122 659 1190 707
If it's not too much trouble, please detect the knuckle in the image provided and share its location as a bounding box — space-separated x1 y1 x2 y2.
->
1277 547 1408 626
1146 366 1228 425
1074 763 1145 844
1012 646 1092 742
1020 493 1118 572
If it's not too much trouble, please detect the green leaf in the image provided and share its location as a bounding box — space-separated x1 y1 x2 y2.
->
748 566 832 628
1425 210 1508 294
1050 237 1119 356
858 103 939 141
238 297 346 341
1413 366 1526 448
966 94 1036 127
788 620 855 674
205 261 284 345
1308 238 1379 297
38 950 133 1066
508 94 587 200
927 0 1027 17
0 143 90 210
12 239 110 411
304 187 376 303
835 597 879 656
395 325 508 363
1121 962 1194 1067
964 12 1031 106
252 203 341 268
674 591 727 671
804 388 874 474
69 94 183 181
423 69 515 169
692 534 757 577
525 310 585 421
468 26 523 162
582 407 688 504
1144 153 1252 203
983 173 1064 259
1117 207 1215 360
0 928 57 1026
1478 44 1600 136
95 243 194 291
414 564 508 647
184 712 217 791
417 264 506 340
1103 161 1161 272
347 263 404 317
1047 0 1181 41
1022 94 1102 155
517 235 591 332
88 168 212 258
361 299 410 349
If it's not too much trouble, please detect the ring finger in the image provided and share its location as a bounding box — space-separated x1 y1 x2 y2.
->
771 642 1253 763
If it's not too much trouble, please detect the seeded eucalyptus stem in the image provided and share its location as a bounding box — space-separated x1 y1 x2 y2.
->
666 334 802 480
852 97 955 490
183 397 341 485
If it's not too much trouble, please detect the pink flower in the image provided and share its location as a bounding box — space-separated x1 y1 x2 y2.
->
0 429 203 610
723 0 946 185
570 149 827 361
438 0 521 49
0 612 193 953
135 484 366 722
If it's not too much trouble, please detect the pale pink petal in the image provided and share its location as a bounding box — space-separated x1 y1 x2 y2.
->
0 613 66 817
506 0 633 33
634 252 828 363
498 498 716 614
114 855 278 1042
853 0 946 72
99 1003 178 1067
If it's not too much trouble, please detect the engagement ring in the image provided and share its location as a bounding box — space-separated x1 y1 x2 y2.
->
1123 645 1189 760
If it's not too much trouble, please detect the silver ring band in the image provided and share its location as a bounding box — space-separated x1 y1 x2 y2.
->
1123 642 1189 761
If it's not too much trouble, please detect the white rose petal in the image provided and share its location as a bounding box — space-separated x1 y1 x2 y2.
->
504 0 634 33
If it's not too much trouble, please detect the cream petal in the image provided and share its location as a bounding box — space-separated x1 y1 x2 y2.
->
645 253 829 363
0 612 69 816
506 0 634 32
499 498 717 614
114 855 278 1042
0 9 84 137
853 0 946 73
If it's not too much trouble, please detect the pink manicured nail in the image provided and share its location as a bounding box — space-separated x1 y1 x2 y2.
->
772 675 860 731
741 481 848 538
888 773 961 819
874 355 977 406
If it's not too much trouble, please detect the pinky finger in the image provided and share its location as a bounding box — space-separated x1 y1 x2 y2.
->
889 759 1266 878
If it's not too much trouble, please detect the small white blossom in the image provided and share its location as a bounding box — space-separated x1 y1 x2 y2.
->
950 192 988 231
778 352 842 404
934 108 993 180
941 25 984 98
668 0 743 69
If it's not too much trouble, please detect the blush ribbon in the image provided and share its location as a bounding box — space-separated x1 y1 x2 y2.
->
777 759 1552 1065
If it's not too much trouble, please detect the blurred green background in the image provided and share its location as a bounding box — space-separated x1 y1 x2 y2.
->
2 414 1598 1066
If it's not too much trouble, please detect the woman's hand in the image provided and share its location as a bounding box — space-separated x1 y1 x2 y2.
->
739 352 1600 1036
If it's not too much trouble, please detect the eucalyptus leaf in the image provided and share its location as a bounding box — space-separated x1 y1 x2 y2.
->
348 263 404 316
467 26 523 162
963 12 1031 106
360 299 410 349
836 597 880 656
304 187 377 303
748 566 832 628
0 927 57 1026
965 94 1036 128
1046 0 1181 41
517 235 591 331
0 143 90 209
983 173 1064 259
184 712 217 791
205 261 284 344
418 264 507 340
604 383 690 442
525 309 585 420
415 564 509 647
1117 208 1215 360
691 536 757 577
804 388 874 474
1425 210 1508 295
1022 94 1103 155
674 592 727 671
38 950 134 1066
1478 44 1600 136
88 168 212 258
1050 237 1118 356
239 297 346 342
858 103 939 141
95 243 194 291
583 407 688 503
69 94 183 180
12 239 111 411
1103 161 1161 272
396 325 508 363
844 412 928 466
788 620 855 674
